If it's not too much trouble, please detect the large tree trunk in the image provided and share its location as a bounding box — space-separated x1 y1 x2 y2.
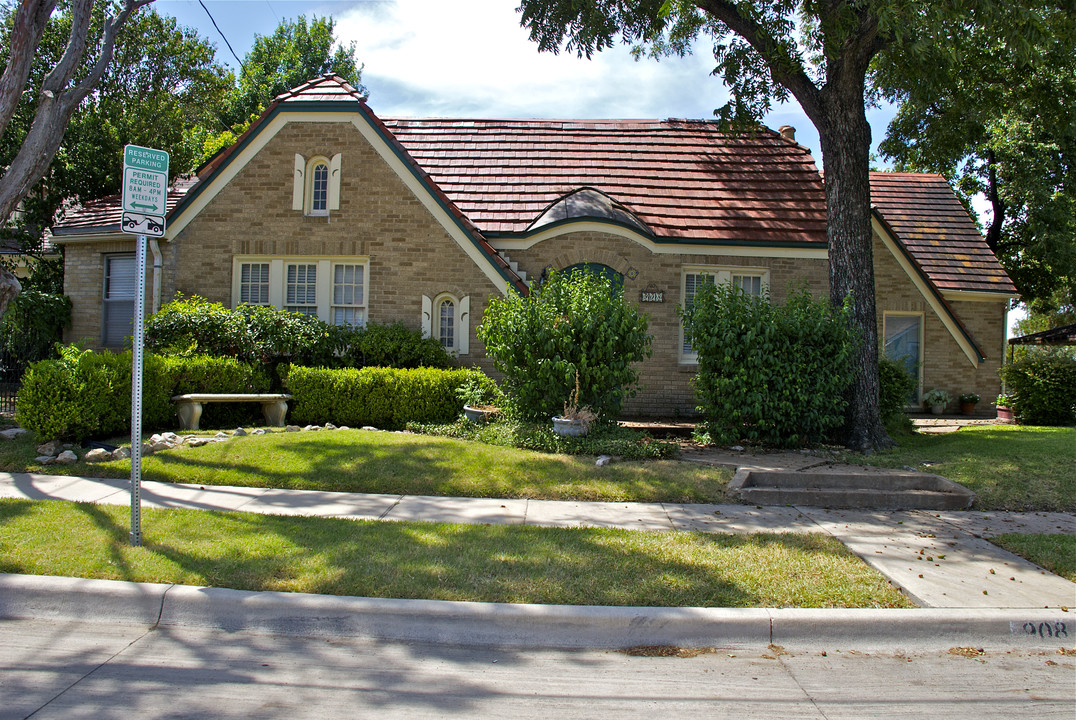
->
818 86 893 451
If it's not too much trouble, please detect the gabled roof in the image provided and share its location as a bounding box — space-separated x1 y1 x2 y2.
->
869 172 1016 295
52 177 198 236
384 118 828 245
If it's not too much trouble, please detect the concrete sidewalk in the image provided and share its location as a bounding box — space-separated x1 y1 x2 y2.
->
1 471 1072 613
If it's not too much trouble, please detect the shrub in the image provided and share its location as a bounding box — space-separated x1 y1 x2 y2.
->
477 268 651 420
16 346 172 441
343 322 454 370
682 284 858 447
878 354 916 421
999 354 1076 425
285 365 484 428
0 291 71 381
162 355 272 428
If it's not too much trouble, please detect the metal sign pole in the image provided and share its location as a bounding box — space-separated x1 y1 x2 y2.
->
130 234 147 546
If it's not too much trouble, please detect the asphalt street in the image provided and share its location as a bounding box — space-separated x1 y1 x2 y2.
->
2 618 1073 719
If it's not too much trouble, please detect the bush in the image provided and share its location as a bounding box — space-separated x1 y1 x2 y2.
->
477 268 651 420
999 354 1076 425
0 291 71 381
682 284 859 447
878 354 916 435
343 322 454 370
16 346 172 441
285 365 484 428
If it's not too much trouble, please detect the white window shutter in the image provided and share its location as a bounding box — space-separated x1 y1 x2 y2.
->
421 295 432 338
328 153 342 210
458 296 470 354
292 154 305 210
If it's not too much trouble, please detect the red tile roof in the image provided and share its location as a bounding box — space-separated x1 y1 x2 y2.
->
870 172 1016 295
384 118 828 245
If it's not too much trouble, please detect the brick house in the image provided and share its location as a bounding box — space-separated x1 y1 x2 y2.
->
52 74 1016 415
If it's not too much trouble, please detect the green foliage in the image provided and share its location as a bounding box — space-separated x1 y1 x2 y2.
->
999 355 1076 426
161 355 272 428
16 347 173 441
477 268 651 420
682 284 858 447
344 322 454 370
408 417 678 461
0 291 71 380
878 354 915 424
455 372 505 408
285 366 484 429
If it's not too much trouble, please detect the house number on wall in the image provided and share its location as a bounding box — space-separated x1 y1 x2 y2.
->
640 283 664 303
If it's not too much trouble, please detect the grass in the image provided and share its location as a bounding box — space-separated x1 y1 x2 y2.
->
0 498 912 608
990 534 1076 582
0 427 730 503
845 425 1076 512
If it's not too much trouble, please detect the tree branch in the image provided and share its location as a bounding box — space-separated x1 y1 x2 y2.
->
0 0 56 140
692 0 823 123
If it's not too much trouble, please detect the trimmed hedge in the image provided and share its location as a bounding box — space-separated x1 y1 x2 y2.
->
999 354 1076 426
285 365 485 428
16 349 272 440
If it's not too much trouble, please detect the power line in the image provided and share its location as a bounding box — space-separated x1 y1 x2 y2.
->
198 0 245 73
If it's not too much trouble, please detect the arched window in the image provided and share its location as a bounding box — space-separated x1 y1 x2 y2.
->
438 297 455 349
305 156 330 216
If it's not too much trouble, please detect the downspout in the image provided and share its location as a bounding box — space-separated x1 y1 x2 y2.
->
149 239 163 314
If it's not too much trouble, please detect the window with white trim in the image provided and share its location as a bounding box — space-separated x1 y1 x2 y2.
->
422 294 470 355
883 312 924 405
680 266 769 363
102 254 136 347
438 297 456 349
233 256 368 325
293 154 342 216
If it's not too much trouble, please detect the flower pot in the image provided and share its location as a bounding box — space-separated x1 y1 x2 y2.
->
930 403 945 415
463 405 498 424
552 416 589 437
959 402 977 416
996 405 1014 424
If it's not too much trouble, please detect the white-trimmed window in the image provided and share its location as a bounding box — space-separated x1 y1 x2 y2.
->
102 254 136 347
883 312 924 405
680 266 769 363
332 263 365 327
293 154 342 216
233 256 368 326
422 294 470 355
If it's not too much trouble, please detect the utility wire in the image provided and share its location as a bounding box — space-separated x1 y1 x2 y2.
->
198 0 245 73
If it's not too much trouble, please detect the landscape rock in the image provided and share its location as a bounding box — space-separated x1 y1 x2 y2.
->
36 440 63 456
595 455 612 467
35 455 56 465
324 423 337 430
214 432 229 440
188 438 214 448
337 426 349 431
251 428 270 436
84 448 112 463
362 426 378 432
55 450 78 465
729 445 745 452
0 428 28 440
233 427 248 437
303 425 321 432
112 447 131 460
285 425 300 432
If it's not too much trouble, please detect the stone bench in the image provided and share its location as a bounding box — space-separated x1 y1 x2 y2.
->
172 393 293 431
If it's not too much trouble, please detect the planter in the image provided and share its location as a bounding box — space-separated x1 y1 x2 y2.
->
930 403 946 415
996 405 1014 424
463 405 499 424
959 402 977 416
552 416 589 437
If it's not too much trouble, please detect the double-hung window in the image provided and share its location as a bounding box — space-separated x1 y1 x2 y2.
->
102 254 136 347
233 256 368 326
680 266 768 363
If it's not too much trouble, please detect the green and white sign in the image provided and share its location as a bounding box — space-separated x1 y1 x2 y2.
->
122 145 169 233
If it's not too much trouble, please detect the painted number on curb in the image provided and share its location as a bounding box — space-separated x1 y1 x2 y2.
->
1010 621 1068 639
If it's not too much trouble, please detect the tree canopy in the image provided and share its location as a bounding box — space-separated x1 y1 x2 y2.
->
875 7 1076 314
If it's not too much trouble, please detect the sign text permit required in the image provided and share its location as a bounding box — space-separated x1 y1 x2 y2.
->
122 145 169 218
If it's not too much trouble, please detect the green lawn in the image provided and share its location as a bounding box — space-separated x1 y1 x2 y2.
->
848 425 1076 512
991 534 1076 582
0 428 730 503
0 498 913 608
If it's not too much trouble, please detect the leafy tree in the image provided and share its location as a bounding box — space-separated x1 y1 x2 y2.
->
204 15 365 160
517 0 1051 449
0 0 151 316
876 8 1076 314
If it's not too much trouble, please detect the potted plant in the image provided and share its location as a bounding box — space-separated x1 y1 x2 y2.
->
995 393 1015 423
552 371 597 437
457 375 501 424
923 388 950 415
957 393 980 415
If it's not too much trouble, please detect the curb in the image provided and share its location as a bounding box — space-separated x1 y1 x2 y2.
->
2 574 1072 651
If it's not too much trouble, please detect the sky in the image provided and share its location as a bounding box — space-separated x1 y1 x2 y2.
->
154 0 899 164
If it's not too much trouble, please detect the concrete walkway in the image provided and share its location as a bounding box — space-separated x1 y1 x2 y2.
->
1 471 1072 612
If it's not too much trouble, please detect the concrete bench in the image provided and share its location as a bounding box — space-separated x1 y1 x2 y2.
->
172 393 292 431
